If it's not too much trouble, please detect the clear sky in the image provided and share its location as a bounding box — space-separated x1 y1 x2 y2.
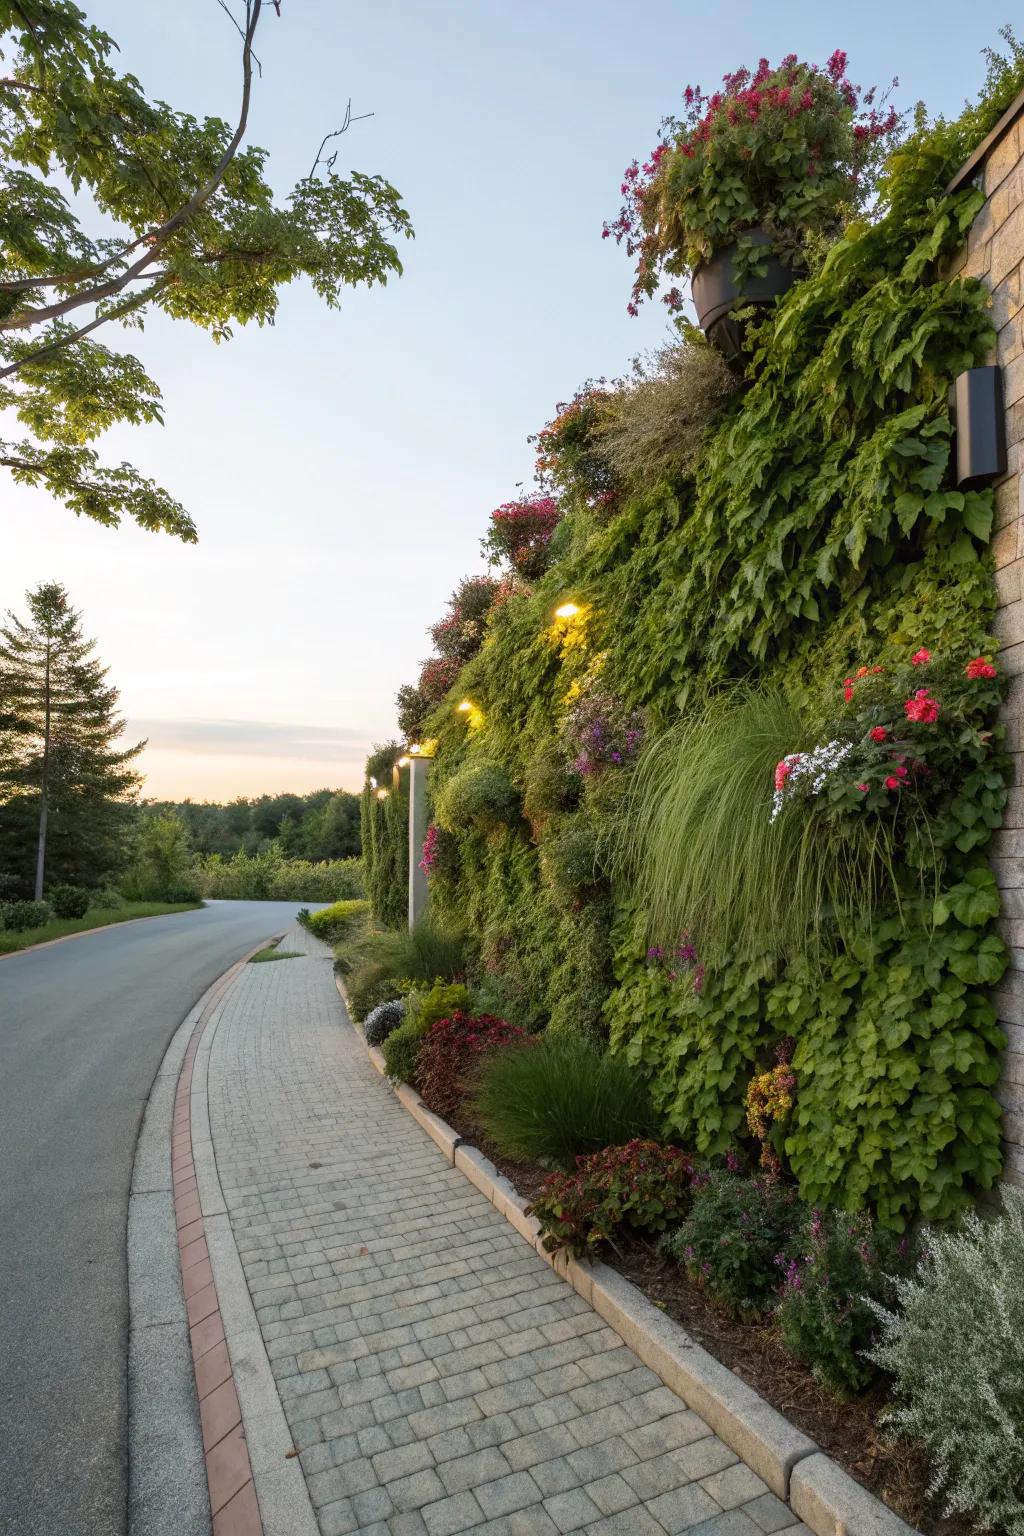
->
2 0 1015 800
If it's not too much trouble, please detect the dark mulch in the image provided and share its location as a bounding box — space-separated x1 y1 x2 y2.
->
436 1104 963 1536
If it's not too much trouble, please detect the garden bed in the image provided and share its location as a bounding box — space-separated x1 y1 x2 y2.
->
453 1114 958 1536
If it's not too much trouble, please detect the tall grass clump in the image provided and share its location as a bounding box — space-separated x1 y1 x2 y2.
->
596 337 737 495
469 1034 658 1168
367 918 466 985
622 687 901 964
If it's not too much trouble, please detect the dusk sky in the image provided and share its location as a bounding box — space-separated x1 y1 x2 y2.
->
3 0 1016 801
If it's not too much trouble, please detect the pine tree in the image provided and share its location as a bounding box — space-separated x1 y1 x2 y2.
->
0 583 143 898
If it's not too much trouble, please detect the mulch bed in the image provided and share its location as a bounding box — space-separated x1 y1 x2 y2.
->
442 1110 961 1536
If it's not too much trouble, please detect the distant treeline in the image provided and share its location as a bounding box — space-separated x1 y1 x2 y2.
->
150 789 361 861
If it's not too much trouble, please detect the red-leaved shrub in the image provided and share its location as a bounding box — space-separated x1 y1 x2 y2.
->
528 1140 696 1257
417 1012 529 1120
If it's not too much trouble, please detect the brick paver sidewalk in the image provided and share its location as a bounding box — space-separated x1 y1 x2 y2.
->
206 927 810 1536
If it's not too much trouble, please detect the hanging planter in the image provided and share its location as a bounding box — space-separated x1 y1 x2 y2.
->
603 52 900 342
691 228 797 359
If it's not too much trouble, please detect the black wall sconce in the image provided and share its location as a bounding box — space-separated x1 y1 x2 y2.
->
953 366 1007 487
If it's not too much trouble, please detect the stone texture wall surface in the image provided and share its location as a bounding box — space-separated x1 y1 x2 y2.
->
956 110 1024 1185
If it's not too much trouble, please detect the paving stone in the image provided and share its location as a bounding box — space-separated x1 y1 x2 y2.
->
543 1488 604 1531
438 1446 514 1495
202 929 801 1536
646 1485 722 1534
477 1471 544 1518
422 1490 487 1535
700 1466 769 1510
743 1493 797 1533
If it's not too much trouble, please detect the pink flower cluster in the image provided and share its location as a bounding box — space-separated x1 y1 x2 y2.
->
420 824 440 876
488 496 562 579
903 688 940 725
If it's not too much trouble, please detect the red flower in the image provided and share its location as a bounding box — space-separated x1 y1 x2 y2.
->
966 656 997 680
903 689 940 725
885 776 900 790
843 679 854 703
911 648 931 666
857 783 869 792
869 726 888 743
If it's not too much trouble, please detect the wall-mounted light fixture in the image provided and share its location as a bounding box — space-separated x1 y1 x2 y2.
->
953 366 1007 487
555 602 580 619
369 776 378 789
397 756 410 768
376 788 389 801
457 699 473 713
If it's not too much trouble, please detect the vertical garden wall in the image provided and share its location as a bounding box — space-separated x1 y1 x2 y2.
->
365 47 1024 1230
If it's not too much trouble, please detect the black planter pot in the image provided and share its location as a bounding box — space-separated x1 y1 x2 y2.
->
691 228 797 360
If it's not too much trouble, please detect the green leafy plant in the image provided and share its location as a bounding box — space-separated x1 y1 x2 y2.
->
776 1207 918 1397
529 1140 696 1257
379 980 472 1085
1 899 50 930
346 961 402 1023
470 1034 658 1168
435 760 520 835
868 1189 1024 1533
662 1169 805 1318
300 899 369 943
48 883 89 919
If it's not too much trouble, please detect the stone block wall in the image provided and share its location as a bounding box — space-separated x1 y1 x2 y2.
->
955 101 1024 1185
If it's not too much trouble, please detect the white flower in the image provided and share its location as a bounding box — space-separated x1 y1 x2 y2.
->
770 739 853 823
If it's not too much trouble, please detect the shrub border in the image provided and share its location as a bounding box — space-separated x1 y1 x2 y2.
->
336 972 918 1536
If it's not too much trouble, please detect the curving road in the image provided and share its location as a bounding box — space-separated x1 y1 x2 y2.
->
0 900 323 1536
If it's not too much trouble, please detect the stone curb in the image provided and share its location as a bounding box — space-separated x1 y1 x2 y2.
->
334 971 917 1536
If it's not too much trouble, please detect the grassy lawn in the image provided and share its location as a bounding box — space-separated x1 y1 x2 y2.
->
0 901 202 955
249 945 303 963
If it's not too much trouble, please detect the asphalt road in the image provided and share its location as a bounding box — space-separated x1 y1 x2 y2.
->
0 900 321 1536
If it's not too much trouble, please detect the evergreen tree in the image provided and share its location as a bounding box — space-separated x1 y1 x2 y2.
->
0 582 142 897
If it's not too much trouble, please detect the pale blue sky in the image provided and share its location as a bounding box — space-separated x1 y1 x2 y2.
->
3 0 1015 797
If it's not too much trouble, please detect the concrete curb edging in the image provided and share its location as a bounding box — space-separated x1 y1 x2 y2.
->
335 972 917 1536
189 946 320 1536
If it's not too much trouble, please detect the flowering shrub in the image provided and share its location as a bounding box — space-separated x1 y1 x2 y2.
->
417 1011 528 1120
528 1140 696 1257
604 52 900 313
745 1041 796 1172
645 933 704 994
418 655 462 707
559 680 644 776
429 574 501 662
532 386 617 504
420 824 440 876
483 495 562 581
776 1208 918 1397
770 649 1004 848
662 1169 805 1318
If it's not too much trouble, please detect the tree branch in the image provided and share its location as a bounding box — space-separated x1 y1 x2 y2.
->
307 99 374 180
0 283 167 381
1 0 265 342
